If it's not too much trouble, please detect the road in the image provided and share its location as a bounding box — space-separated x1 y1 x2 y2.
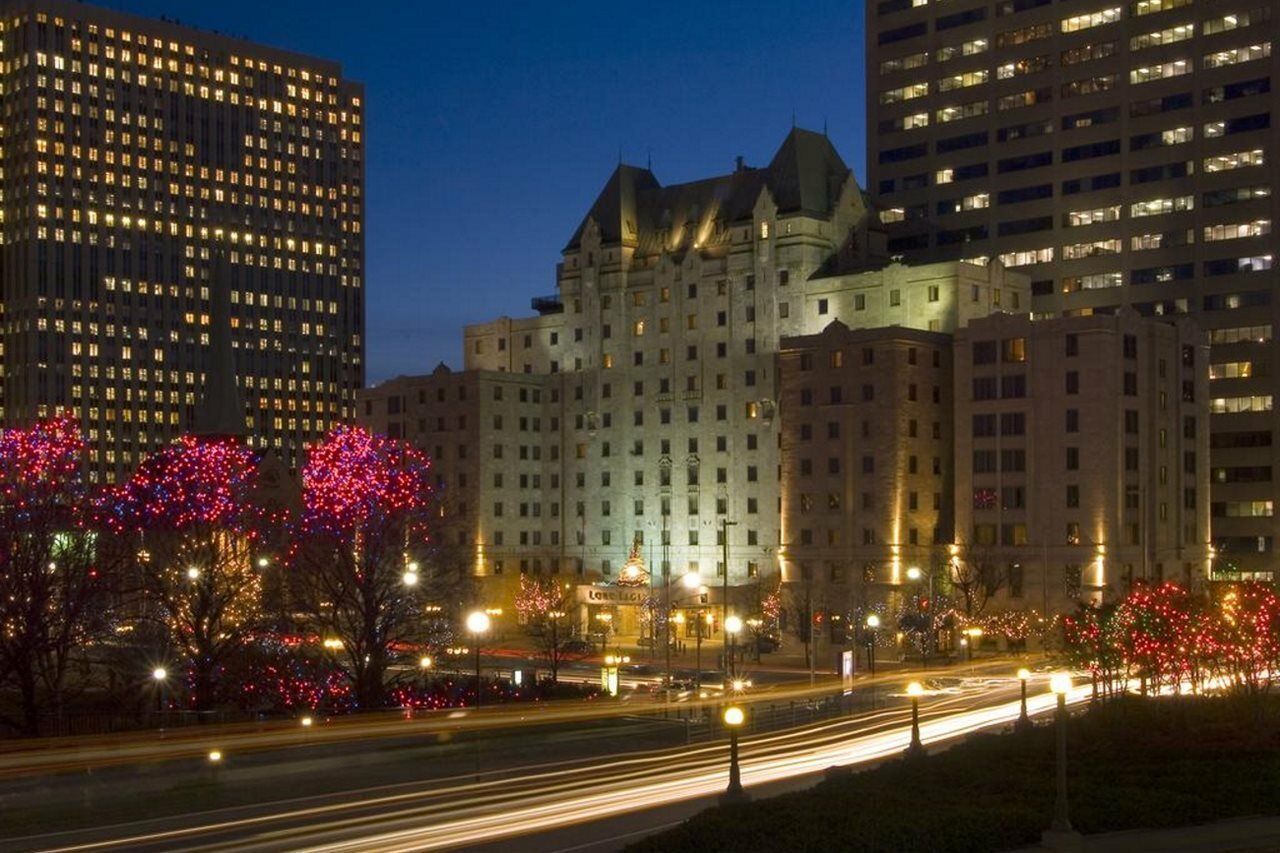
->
7 674 1090 853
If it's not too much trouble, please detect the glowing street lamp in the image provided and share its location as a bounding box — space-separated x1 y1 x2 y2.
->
905 681 925 758
724 615 743 678
1016 668 1033 733
864 613 881 676
151 666 168 716
963 626 984 666
466 610 491 709
681 571 702 591
186 567 201 581
721 705 749 804
402 567 420 588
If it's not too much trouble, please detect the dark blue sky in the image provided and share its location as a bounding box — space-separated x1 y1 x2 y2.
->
117 1 867 382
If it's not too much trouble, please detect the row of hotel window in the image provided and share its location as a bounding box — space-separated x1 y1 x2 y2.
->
880 0 1210 40
880 81 1270 145
879 9 1268 73
890 186 1271 225
883 146 1268 195
881 47 1269 108
882 116 1269 164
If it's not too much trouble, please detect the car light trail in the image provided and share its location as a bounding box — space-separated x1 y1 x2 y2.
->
293 685 1091 853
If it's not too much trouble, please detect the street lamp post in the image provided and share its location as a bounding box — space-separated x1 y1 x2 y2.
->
695 610 709 692
721 518 737 646
151 666 168 718
904 681 925 758
1016 668 1033 733
1047 673 1075 837
466 610 491 709
864 614 880 676
965 627 984 666
721 705 748 804
724 615 743 680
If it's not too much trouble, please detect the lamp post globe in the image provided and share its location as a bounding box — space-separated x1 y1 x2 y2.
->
466 610 492 635
724 615 743 678
905 681 926 757
467 610 491 709
721 705 748 804
1016 668 1033 732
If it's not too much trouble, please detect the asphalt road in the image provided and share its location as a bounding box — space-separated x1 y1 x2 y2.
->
6 673 1090 853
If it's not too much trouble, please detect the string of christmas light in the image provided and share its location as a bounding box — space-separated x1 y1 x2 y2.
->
105 435 264 534
1063 580 1280 696
300 425 434 539
0 416 87 511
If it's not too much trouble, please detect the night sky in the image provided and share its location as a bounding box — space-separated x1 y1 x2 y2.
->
113 0 867 382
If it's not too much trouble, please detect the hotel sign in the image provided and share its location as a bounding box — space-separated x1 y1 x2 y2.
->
576 585 649 606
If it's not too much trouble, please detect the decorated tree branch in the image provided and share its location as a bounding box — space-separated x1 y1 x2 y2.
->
109 435 269 713
291 426 441 709
0 418 118 736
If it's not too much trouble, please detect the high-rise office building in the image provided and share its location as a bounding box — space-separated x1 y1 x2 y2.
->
866 0 1278 576
0 0 365 480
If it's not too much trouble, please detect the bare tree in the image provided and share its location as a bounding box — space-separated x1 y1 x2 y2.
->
946 543 1008 620
0 418 119 736
112 436 268 714
291 427 439 710
514 574 585 683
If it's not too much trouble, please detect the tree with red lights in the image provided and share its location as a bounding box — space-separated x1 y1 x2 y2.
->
1115 581 1197 695
1211 583 1280 698
110 435 268 714
292 426 442 709
0 418 118 736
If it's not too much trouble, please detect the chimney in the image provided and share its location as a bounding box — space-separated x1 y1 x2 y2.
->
735 155 745 173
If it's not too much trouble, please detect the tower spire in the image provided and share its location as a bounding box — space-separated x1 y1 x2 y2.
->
192 250 247 439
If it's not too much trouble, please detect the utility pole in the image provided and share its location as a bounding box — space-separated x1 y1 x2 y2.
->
662 511 671 688
722 518 737 670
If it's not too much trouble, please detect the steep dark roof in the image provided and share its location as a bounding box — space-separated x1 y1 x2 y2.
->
565 128 852 253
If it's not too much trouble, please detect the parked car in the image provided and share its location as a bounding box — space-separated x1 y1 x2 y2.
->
755 635 781 654
562 638 592 655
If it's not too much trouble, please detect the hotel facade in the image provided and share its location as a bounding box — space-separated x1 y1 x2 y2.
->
359 129 1208 643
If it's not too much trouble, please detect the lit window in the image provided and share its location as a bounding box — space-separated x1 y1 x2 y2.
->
880 82 929 104
1203 43 1271 69
1062 239 1122 259
1130 24 1193 50
1065 205 1121 227
936 100 988 123
938 70 988 91
1204 150 1265 172
1061 8 1122 33
1130 59 1191 84
1131 196 1194 217
1203 220 1271 242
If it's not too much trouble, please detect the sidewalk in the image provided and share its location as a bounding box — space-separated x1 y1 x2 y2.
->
1011 816 1280 852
